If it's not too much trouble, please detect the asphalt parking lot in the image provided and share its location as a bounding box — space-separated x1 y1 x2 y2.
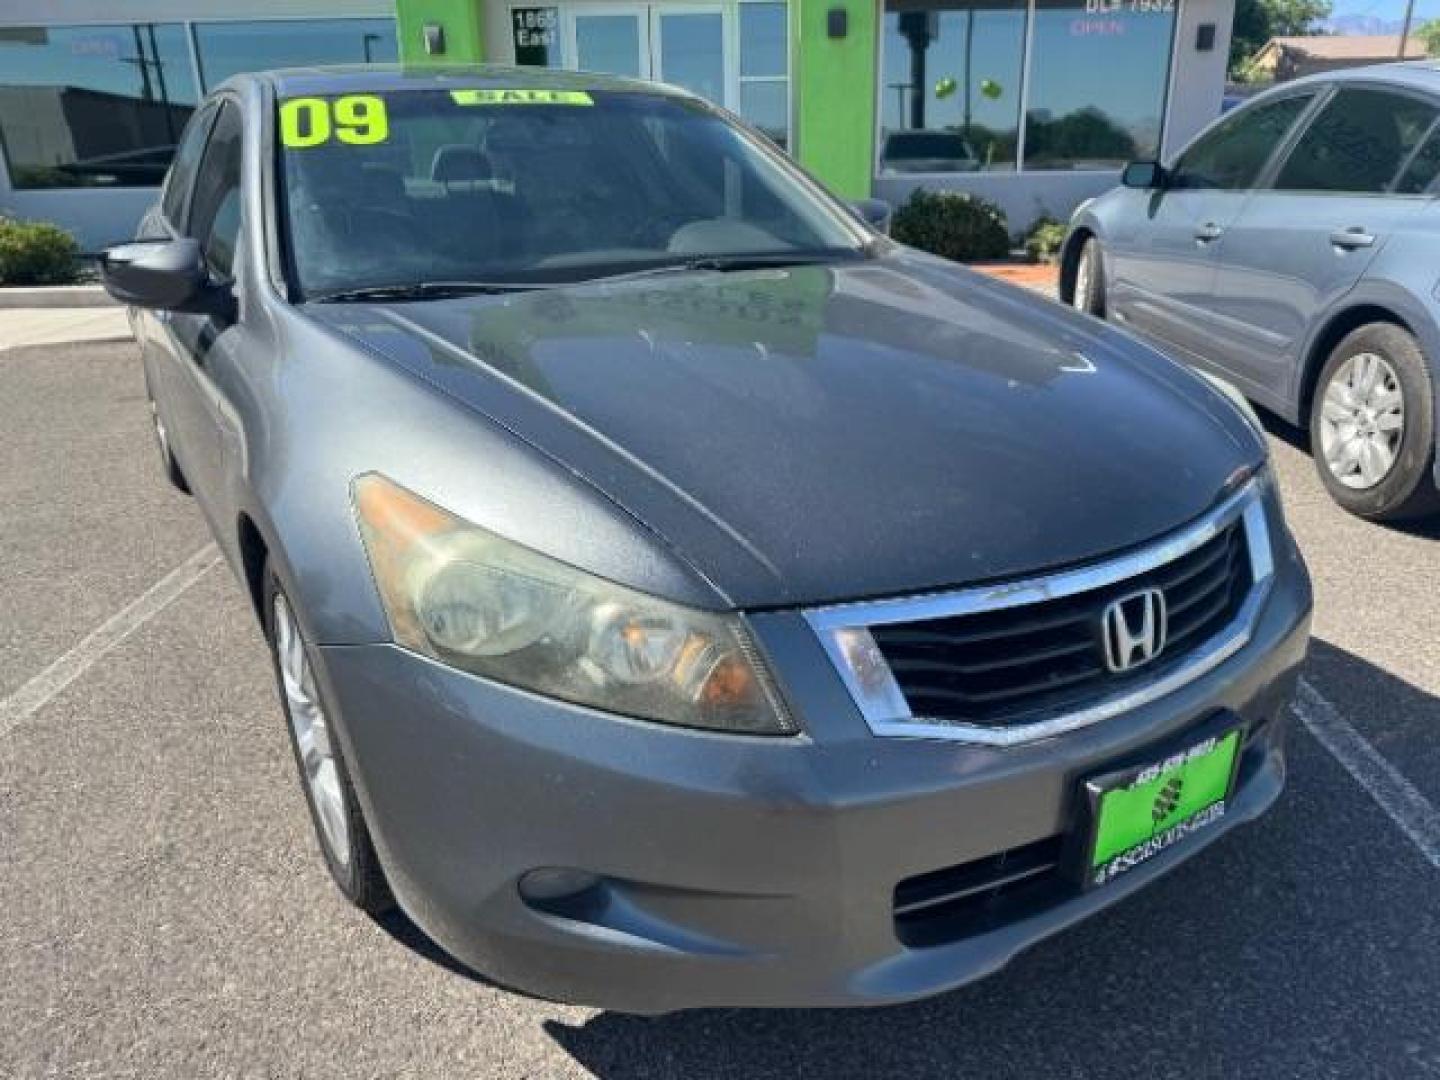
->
2 335 1438 1079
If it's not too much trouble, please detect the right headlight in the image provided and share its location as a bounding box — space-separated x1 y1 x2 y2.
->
353 473 795 735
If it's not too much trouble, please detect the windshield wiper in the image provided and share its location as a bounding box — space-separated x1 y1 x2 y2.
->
580 251 858 285
309 281 549 304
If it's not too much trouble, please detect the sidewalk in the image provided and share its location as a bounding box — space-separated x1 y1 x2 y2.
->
969 261 1059 297
0 307 132 351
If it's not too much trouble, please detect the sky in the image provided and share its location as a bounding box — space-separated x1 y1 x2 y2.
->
1325 0 1440 30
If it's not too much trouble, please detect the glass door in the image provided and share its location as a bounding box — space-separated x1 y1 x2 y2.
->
568 6 647 79
651 8 725 104
564 5 728 107
552 3 789 149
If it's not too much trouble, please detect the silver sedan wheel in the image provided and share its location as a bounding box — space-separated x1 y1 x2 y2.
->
1072 247 1093 312
1319 351 1405 491
273 592 350 866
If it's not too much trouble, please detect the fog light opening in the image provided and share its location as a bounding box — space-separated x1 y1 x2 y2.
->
519 867 603 905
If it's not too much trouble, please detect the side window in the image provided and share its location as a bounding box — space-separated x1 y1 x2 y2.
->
1274 87 1439 194
160 105 217 229
1171 95 1313 191
187 101 244 279
1396 121 1440 195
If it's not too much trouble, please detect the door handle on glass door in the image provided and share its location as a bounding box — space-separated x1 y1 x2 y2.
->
1329 228 1375 250
1194 223 1223 243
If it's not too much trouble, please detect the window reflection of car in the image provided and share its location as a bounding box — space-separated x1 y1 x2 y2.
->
58 145 176 186
880 129 980 173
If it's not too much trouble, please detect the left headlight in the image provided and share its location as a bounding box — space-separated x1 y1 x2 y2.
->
353 474 796 735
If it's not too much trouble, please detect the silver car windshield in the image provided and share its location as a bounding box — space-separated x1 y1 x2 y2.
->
276 87 869 298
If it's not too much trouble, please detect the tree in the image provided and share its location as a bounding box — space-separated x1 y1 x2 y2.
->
1229 0 1333 76
1418 18 1440 57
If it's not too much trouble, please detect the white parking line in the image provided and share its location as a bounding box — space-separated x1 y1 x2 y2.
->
1296 677 1440 871
0 543 221 740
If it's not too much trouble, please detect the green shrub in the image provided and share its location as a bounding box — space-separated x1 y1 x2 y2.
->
0 217 81 285
890 189 1011 262
1023 216 1067 265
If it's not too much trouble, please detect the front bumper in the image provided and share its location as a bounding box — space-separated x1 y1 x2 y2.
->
313 528 1311 1014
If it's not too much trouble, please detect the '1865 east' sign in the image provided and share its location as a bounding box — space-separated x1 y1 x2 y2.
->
512 7 560 67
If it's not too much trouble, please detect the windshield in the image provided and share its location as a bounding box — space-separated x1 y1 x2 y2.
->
275 87 869 298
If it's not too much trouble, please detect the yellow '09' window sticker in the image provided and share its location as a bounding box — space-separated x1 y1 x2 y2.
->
279 95 389 148
450 89 593 106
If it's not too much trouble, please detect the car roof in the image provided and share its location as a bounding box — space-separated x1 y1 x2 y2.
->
225 63 683 99
1278 59 1440 96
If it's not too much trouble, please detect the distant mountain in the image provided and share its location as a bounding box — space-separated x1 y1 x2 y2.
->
1320 14 1408 35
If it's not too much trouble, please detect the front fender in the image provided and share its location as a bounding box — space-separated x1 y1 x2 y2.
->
1059 212 1103 304
1294 278 1440 433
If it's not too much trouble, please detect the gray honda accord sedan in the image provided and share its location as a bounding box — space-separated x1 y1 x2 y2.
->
100 67 1312 1013
1062 63 1440 522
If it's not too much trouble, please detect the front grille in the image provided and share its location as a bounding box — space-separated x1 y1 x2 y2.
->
870 519 1252 729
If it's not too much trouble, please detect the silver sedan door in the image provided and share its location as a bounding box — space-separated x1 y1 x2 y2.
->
159 98 245 527
1106 91 1318 363
1203 84 1439 409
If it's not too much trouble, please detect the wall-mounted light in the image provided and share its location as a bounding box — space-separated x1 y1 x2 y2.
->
827 7 848 39
423 22 446 56
1196 23 1216 52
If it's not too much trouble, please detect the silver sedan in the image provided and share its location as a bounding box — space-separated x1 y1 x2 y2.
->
1064 62 1440 522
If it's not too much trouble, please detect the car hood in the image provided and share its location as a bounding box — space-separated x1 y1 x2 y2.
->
305 253 1264 608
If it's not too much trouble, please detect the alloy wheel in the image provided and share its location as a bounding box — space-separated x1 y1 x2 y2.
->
1073 248 1092 312
273 592 350 866
1318 351 1406 491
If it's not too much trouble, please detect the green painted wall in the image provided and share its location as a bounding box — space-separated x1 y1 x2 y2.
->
396 0 486 65
792 0 877 198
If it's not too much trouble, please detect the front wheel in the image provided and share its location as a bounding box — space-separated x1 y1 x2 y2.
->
265 565 393 913
1310 322 1440 522
148 396 189 494
1071 237 1105 317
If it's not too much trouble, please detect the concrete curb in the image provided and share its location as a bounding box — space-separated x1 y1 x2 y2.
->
0 336 134 354
0 285 115 310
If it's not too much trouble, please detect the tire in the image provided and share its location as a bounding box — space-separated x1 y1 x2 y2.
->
1309 322 1440 522
1072 236 1106 317
148 395 190 494
264 563 393 914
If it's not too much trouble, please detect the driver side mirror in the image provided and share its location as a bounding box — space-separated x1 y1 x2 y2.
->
1121 161 1166 190
850 197 893 236
98 238 233 318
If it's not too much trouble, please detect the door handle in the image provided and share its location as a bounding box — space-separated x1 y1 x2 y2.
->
1194 222 1223 243
1329 227 1375 250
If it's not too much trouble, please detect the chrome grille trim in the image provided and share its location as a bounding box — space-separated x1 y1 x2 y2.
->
805 478 1274 747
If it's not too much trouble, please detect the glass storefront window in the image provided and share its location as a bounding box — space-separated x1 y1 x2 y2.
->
573 15 643 78
739 2 790 149
740 3 787 76
1022 0 1176 170
741 81 789 147
657 12 725 103
0 18 400 191
880 0 1026 173
0 24 198 189
194 19 398 90
878 0 1176 174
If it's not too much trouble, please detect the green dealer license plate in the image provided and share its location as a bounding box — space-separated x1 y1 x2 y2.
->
1084 726 1241 890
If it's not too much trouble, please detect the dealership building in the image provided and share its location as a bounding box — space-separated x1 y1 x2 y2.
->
3 0 1234 249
